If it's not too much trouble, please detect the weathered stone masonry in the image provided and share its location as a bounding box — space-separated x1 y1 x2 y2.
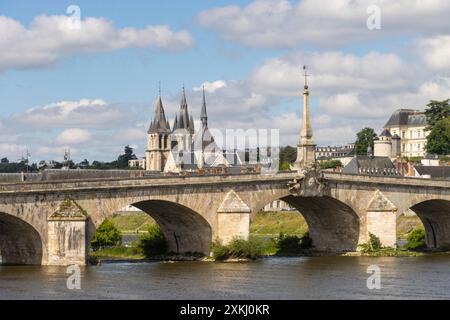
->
0 172 448 265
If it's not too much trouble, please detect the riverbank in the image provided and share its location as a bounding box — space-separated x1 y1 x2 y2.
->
92 211 440 262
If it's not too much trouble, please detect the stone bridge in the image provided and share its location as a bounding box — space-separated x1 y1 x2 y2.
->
0 171 449 265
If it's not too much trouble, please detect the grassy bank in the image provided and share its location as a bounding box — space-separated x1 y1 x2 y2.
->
92 211 445 261
109 211 156 233
397 214 423 239
250 211 307 237
90 246 145 260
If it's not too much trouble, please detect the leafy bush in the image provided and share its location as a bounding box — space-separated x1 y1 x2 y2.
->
277 234 301 253
211 241 230 260
211 237 265 260
276 232 313 254
300 232 313 249
91 219 122 250
405 228 426 251
320 160 343 170
359 233 382 253
138 225 167 257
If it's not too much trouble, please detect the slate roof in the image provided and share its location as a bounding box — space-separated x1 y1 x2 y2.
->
200 87 208 128
342 156 399 175
384 109 427 128
173 88 195 134
379 129 392 137
414 166 450 179
148 96 171 134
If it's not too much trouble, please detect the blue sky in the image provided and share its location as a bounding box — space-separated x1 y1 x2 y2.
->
0 0 449 162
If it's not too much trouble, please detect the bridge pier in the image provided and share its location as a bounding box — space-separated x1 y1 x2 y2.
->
46 199 88 266
216 190 251 245
365 190 398 247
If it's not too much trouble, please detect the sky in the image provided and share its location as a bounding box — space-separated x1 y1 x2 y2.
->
1 0 450 163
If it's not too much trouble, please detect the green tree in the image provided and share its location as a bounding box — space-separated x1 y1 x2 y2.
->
425 117 450 155
355 128 377 155
117 145 137 168
138 225 167 257
405 228 426 251
320 160 343 169
279 146 297 170
359 233 382 253
78 159 90 168
91 219 122 250
425 99 450 129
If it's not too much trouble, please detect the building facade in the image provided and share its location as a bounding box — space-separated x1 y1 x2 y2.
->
383 109 428 158
316 143 355 166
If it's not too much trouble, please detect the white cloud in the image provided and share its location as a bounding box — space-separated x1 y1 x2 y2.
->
0 14 193 72
193 80 227 93
199 0 450 48
13 99 131 129
0 143 28 158
416 36 450 71
56 128 91 145
249 51 412 96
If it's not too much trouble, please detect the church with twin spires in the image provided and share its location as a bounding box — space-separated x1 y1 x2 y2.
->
145 87 238 173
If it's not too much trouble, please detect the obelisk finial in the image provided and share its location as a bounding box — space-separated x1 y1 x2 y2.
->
303 65 309 90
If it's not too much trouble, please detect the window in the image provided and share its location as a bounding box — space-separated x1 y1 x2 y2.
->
402 144 406 152
402 131 406 139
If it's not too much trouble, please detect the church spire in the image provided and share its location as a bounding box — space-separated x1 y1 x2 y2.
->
173 114 179 131
201 85 208 128
148 95 170 134
178 85 190 130
189 113 195 134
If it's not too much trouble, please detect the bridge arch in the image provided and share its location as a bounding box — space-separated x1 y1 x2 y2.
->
409 199 450 249
0 212 43 265
89 200 213 255
253 193 360 252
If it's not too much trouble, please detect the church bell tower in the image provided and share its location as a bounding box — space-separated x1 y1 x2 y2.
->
146 94 171 171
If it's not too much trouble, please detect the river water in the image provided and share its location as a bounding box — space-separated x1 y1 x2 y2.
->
1 256 450 300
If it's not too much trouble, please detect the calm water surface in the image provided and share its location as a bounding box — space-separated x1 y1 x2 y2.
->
1 256 450 300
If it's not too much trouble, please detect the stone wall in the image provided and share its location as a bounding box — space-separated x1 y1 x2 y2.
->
0 172 448 265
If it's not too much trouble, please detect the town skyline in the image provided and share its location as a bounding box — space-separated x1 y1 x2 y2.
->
1 0 450 163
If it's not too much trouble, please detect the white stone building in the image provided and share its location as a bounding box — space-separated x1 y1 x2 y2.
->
383 109 428 157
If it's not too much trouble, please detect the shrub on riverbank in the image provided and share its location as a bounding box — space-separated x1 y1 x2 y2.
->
357 232 424 257
276 232 313 254
211 237 266 260
91 219 122 250
138 225 168 257
358 233 382 253
405 228 426 251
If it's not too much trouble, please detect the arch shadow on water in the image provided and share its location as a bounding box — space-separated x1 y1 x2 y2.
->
0 212 43 265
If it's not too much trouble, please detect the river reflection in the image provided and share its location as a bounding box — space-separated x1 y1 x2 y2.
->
1 256 450 300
